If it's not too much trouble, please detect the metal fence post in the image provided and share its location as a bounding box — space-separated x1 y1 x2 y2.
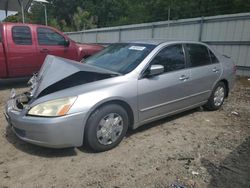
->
199 16 204 42
18 0 25 23
95 31 98 43
151 24 154 38
119 28 121 42
80 31 83 43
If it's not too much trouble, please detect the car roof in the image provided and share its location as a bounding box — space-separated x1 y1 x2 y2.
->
124 39 206 46
2 22 60 32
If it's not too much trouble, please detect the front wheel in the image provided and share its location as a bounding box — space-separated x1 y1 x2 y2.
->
84 104 128 152
203 82 226 111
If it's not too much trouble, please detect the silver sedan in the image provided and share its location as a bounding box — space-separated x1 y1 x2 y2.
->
5 40 235 152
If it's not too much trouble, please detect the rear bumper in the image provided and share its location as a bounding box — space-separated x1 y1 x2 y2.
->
227 72 236 95
5 99 87 148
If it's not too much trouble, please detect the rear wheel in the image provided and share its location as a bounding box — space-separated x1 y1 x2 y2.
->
204 82 226 111
84 104 128 152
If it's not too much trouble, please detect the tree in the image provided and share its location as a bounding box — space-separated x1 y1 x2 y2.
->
48 18 61 30
3 0 250 31
3 14 20 22
73 7 96 30
3 13 32 23
29 2 45 25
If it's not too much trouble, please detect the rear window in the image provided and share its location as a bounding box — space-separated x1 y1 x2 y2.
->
185 44 211 67
12 26 32 45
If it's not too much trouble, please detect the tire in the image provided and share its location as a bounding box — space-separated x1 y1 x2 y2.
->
203 82 226 111
84 104 128 152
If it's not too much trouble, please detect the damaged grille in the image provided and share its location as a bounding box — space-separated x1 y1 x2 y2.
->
15 92 31 110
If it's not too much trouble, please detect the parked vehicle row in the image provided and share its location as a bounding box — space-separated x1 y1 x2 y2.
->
0 23 104 78
4 40 235 152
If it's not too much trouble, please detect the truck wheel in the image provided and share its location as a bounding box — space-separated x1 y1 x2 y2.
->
84 104 128 152
203 82 226 111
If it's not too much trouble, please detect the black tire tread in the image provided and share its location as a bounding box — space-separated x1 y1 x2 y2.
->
203 82 226 111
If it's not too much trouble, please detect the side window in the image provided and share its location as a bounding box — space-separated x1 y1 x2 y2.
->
209 50 219 64
12 26 32 45
151 44 185 73
37 27 65 45
185 44 210 67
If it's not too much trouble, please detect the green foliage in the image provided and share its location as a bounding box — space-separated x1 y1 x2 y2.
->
29 2 45 24
59 19 71 32
3 13 33 23
73 7 96 30
3 14 20 22
3 0 250 31
48 18 61 30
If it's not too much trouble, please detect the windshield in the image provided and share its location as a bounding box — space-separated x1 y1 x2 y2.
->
84 43 156 74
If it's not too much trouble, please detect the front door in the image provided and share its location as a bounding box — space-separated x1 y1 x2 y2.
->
36 27 77 69
138 44 193 122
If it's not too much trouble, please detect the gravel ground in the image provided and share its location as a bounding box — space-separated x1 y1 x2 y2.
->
0 77 249 188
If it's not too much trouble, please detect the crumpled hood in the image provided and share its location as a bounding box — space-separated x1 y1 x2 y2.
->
31 55 118 98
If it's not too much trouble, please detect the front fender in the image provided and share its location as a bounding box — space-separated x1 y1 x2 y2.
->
77 96 137 144
76 43 104 60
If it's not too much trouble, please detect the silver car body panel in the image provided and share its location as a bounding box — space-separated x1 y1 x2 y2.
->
5 40 235 148
32 55 121 98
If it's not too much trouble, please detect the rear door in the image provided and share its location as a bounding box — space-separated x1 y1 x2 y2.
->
36 27 77 67
0 25 7 78
184 43 221 102
7 25 38 77
138 44 193 122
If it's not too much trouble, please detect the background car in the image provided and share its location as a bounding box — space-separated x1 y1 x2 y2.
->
0 22 104 78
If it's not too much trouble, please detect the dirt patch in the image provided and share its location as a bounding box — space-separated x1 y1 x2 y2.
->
0 77 249 188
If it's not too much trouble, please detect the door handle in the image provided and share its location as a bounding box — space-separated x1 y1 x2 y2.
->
179 75 189 81
40 48 50 53
212 67 220 73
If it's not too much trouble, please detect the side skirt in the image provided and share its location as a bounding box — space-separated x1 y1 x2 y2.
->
133 100 207 129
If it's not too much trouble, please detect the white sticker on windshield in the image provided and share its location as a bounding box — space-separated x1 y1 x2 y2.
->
129 46 146 51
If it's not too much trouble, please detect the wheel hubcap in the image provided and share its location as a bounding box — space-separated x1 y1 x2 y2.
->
213 86 225 106
96 113 123 145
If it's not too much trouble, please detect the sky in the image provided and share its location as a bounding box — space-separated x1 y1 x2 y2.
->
0 10 17 21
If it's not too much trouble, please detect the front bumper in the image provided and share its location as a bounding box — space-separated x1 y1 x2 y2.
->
5 98 87 148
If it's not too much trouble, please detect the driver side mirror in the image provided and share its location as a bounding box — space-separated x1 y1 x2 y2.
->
148 64 164 77
63 39 70 47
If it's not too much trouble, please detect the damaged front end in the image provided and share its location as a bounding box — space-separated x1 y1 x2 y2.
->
9 89 32 111
28 55 120 99
15 92 31 110
4 55 119 148
10 72 40 111
11 55 119 112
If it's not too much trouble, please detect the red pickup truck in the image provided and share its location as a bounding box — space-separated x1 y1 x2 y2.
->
0 23 104 78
